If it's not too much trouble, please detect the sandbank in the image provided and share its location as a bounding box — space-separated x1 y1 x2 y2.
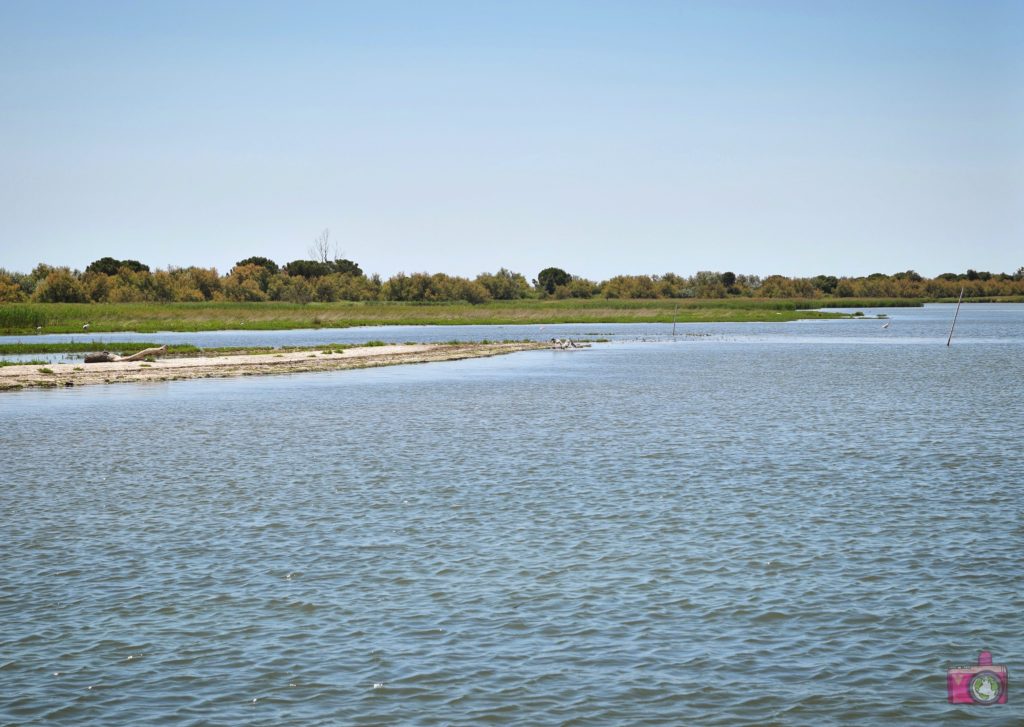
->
0 342 551 391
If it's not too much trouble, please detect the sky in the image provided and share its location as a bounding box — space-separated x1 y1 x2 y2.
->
1 0 1021 280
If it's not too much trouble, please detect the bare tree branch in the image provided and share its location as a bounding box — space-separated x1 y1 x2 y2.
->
308 228 336 263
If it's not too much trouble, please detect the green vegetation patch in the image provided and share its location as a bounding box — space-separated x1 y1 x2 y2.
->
0 300 858 334
793 297 926 309
0 342 200 355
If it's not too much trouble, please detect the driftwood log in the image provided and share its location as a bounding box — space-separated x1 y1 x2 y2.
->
84 345 168 364
550 338 581 349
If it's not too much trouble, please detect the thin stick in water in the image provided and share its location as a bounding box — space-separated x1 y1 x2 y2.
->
946 287 964 346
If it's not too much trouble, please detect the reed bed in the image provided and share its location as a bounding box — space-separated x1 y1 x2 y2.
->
16 294 1019 335
0 300 864 334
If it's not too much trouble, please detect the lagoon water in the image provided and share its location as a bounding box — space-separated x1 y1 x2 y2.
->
1 305 1022 724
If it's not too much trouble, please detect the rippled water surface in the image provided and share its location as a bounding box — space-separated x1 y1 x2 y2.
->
3 303 1022 356
2 307 1022 724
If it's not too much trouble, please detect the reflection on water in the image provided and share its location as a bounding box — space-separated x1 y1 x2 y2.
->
1 306 1022 724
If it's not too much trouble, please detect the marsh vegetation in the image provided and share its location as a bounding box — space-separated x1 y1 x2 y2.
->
0 299 858 334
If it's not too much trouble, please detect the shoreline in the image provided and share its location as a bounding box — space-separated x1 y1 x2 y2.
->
0 342 551 391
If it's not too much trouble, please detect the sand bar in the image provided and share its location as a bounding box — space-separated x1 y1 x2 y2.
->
0 342 551 391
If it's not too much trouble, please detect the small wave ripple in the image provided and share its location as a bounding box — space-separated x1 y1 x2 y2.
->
1 324 1022 724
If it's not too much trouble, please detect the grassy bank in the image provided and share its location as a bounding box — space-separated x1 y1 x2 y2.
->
792 297 927 309
15 294 1017 335
0 342 202 355
0 300 870 334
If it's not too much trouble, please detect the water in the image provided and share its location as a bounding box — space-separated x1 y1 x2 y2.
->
1 306 1021 724
2 304 1021 365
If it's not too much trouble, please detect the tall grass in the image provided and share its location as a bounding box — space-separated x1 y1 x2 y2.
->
0 304 47 330
931 295 1024 304
0 299 887 334
793 298 927 309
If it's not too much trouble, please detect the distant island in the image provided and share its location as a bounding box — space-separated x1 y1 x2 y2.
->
1 256 1021 335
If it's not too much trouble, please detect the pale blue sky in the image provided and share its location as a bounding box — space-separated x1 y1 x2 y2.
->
1 1 1021 279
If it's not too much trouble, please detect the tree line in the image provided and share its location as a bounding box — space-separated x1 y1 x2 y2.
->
1 257 1022 304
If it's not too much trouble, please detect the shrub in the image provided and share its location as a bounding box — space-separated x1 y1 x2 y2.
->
476 268 531 299
32 269 87 303
0 270 26 302
235 256 279 274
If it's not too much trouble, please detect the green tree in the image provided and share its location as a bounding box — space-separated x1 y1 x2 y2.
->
893 269 922 282
332 259 363 277
86 257 149 275
85 257 122 276
812 275 838 295
283 259 335 278
235 256 279 274
692 271 727 298
535 267 571 295
121 259 148 273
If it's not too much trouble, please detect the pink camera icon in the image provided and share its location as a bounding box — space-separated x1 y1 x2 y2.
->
947 651 1008 705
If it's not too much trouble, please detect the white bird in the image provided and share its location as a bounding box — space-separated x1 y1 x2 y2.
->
82 323 90 331
881 322 890 329
36 325 42 332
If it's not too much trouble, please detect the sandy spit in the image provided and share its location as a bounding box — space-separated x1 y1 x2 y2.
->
0 342 552 391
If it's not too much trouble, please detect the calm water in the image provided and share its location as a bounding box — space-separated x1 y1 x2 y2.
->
2 303 1022 364
1 306 1021 724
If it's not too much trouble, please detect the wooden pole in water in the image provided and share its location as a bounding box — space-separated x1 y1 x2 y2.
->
672 305 678 337
946 287 964 347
